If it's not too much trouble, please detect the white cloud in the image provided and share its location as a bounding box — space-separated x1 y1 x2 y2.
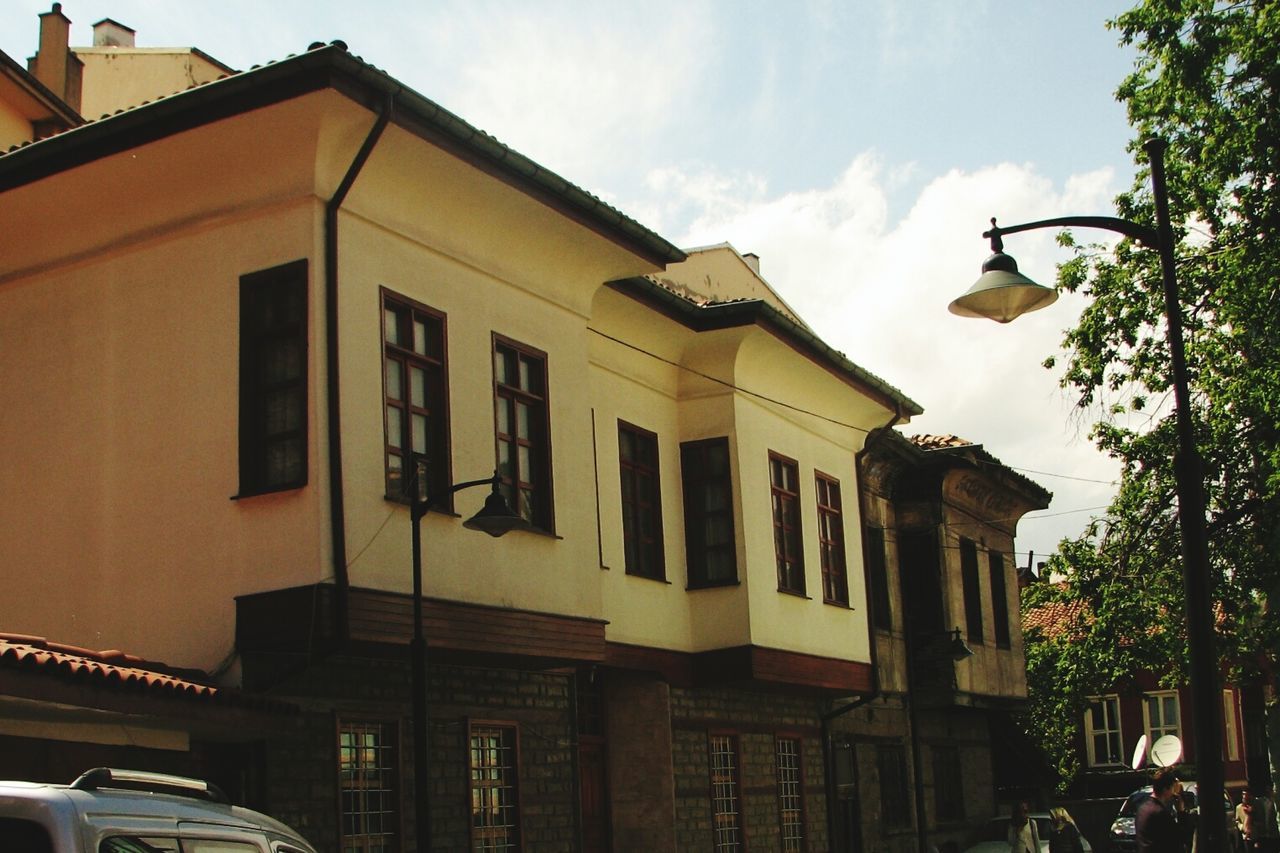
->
647 154 1125 560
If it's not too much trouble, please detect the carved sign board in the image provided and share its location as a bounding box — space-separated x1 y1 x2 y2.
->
944 472 1021 529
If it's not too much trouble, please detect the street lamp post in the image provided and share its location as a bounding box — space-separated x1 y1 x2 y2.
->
407 457 529 851
949 138 1224 851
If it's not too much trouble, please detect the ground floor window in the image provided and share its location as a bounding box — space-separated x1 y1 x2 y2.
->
877 743 911 829
776 736 806 851
470 722 521 851
932 744 964 822
709 733 744 851
338 719 400 852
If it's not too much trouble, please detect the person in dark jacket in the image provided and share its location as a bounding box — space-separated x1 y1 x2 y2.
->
1137 768 1186 853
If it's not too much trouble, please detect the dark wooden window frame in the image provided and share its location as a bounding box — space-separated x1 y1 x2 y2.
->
959 537 984 644
381 288 451 508
876 743 912 829
931 743 965 824
865 526 892 631
618 420 666 581
775 734 807 852
989 549 1012 648
238 259 308 497
815 471 849 606
680 437 739 589
708 731 747 852
468 719 523 852
336 716 402 853
492 334 554 532
769 452 806 596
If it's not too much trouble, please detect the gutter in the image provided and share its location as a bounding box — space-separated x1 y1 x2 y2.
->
324 88 395 645
821 402 905 848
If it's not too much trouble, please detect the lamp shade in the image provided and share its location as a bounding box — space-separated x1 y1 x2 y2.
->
462 484 532 537
948 251 1057 323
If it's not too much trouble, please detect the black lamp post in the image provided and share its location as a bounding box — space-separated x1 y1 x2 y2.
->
407 456 529 850
950 138 1224 851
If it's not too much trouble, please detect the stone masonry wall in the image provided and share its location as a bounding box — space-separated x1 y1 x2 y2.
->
669 685 829 853
251 653 576 853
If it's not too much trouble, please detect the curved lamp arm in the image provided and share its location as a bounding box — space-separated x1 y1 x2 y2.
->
984 215 1160 252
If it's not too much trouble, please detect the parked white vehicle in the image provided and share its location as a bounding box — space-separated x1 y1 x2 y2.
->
0 768 316 853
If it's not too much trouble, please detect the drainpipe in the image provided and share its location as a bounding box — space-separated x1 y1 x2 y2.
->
325 88 395 644
822 403 903 851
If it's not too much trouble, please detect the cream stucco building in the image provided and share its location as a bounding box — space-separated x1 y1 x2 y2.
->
0 7 1051 853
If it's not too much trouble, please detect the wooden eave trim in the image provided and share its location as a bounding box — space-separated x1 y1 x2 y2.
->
603 641 874 695
0 47 685 269
605 277 923 417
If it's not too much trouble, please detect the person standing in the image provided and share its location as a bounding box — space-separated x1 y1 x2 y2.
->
1240 791 1258 851
1048 807 1085 853
1137 768 1187 853
1009 801 1041 853
1252 786 1279 853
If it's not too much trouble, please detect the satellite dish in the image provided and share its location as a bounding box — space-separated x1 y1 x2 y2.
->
1131 735 1149 770
1151 735 1183 767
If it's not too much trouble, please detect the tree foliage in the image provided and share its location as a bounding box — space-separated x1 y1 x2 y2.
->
1022 0 1280 790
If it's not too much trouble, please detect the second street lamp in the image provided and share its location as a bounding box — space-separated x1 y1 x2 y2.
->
407 456 530 850
949 138 1225 852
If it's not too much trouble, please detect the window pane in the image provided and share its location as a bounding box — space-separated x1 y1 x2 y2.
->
412 414 427 454
413 318 428 355
387 407 403 449
386 359 403 401
384 308 399 345
410 366 425 408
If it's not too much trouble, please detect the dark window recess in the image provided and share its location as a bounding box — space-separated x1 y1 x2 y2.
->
339 719 400 852
681 437 738 587
382 291 449 506
866 527 892 631
960 537 984 644
770 453 805 594
239 259 307 496
932 744 965 823
494 337 553 531
877 744 911 829
619 422 665 580
816 473 848 605
989 550 1011 648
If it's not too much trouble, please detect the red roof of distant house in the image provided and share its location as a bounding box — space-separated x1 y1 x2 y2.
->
1022 598 1089 640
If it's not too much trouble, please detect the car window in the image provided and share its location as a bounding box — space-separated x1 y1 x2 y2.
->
1033 817 1052 838
101 839 180 853
0 817 55 853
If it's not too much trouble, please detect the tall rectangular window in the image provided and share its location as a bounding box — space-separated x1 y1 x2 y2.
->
709 734 743 852
493 336 553 531
681 437 738 587
338 719 399 852
866 527 892 630
618 422 664 580
239 259 307 496
470 722 521 852
1085 695 1124 766
770 453 805 594
877 744 911 829
959 538 984 643
989 550 1011 648
776 737 806 852
932 744 964 823
383 291 449 504
1144 691 1181 747
1224 689 1240 761
815 473 848 605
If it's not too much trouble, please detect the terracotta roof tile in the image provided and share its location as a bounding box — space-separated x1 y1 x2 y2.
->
1022 598 1089 639
909 433 977 450
0 633 283 711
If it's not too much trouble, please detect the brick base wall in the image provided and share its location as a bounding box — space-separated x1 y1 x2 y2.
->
248 653 577 853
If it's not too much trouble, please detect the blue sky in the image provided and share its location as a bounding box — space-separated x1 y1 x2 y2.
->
1 1 1144 564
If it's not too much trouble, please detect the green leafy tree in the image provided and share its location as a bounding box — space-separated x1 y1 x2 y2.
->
1022 0 1280 790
